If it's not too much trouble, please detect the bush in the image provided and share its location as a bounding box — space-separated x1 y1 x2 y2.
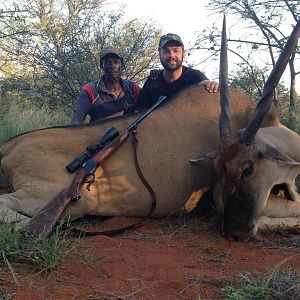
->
0 214 72 274
0 103 69 146
281 114 297 131
223 266 300 300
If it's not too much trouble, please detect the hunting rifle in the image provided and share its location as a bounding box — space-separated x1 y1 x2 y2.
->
24 95 167 238
66 126 120 173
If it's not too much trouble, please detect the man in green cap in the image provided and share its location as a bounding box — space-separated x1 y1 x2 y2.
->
71 46 140 125
136 33 219 110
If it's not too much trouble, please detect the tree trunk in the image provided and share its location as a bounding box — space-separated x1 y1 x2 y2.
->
288 58 296 119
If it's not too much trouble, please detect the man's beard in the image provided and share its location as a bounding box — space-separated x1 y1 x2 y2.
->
160 57 183 71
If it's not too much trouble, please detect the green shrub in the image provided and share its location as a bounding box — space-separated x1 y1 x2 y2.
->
280 109 300 132
0 215 72 274
223 266 300 300
291 116 300 135
0 103 70 146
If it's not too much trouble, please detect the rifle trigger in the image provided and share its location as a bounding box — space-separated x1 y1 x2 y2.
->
85 173 95 191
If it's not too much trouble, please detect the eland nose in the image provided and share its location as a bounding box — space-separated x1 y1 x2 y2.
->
223 229 251 242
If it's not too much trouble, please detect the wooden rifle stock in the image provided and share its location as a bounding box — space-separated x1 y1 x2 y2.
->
24 95 167 238
23 131 130 238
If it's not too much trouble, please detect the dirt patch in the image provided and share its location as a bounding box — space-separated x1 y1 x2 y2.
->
1 216 300 299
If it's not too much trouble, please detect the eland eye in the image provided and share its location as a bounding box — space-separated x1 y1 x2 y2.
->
242 164 253 177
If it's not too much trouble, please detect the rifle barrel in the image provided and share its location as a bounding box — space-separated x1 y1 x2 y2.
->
127 96 167 131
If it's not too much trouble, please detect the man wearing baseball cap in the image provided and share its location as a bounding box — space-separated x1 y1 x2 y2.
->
136 33 219 109
71 46 140 125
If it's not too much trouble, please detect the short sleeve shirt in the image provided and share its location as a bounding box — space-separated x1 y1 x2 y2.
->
76 76 140 122
136 66 208 109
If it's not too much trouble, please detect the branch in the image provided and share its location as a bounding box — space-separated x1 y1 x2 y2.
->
228 38 278 48
0 30 29 39
228 48 264 96
283 0 299 22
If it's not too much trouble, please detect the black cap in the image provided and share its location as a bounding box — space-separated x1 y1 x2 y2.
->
158 33 184 50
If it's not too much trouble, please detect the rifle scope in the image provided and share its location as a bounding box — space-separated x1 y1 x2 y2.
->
66 127 119 173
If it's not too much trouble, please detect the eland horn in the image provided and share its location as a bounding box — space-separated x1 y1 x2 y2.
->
219 15 231 139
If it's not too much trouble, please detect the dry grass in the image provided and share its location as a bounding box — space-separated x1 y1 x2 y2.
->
259 228 300 250
81 280 148 300
223 262 300 300
0 218 72 274
0 289 13 300
180 274 232 300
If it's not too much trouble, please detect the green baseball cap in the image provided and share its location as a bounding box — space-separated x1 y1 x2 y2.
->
158 33 184 50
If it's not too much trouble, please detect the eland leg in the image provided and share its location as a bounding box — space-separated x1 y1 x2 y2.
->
257 194 300 232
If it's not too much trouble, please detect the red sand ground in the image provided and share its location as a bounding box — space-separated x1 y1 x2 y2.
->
1 216 299 300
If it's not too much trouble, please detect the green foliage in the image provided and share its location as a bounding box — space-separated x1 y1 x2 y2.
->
229 62 299 126
0 100 69 146
230 63 266 101
291 113 300 134
0 214 72 274
0 0 162 111
201 0 300 118
223 268 300 300
284 108 300 137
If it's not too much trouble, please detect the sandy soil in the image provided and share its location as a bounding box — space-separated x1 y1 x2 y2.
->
1 216 299 300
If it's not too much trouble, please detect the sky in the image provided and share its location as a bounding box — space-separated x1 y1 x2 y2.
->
108 0 223 80
107 0 297 90
116 0 214 44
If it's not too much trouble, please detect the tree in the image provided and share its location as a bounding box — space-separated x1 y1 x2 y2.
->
0 0 161 112
0 6 28 40
195 0 300 124
230 63 266 101
230 63 291 113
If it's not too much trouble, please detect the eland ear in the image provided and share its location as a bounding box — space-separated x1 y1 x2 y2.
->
258 143 300 166
189 151 217 164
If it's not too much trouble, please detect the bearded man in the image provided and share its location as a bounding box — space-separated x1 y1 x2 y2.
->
71 46 140 125
136 33 219 110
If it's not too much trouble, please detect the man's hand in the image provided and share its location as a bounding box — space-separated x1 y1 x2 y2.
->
200 80 219 93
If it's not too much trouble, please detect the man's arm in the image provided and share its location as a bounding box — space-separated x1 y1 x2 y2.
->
71 88 92 125
71 111 87 125
135 80 153 111
185 68 219 93
185 68 218 93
